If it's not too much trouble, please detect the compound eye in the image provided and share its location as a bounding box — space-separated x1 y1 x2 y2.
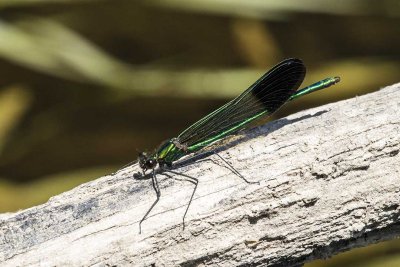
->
146 159 157 169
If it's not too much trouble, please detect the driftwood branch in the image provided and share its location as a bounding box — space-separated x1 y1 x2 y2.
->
1 83 400 266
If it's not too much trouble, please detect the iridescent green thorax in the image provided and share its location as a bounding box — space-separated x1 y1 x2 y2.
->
155 140 185 164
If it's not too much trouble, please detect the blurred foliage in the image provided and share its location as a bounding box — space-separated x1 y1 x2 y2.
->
0 0 399 266
306 238 400 267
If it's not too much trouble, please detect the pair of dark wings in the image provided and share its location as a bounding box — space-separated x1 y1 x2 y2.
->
177 58 306 147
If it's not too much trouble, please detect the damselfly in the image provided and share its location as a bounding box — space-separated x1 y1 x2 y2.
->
134 58 340 232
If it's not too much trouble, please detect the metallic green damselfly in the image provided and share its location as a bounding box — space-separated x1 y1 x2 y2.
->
134 58 340 232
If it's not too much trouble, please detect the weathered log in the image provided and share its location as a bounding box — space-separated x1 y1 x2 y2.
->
1 83 400 266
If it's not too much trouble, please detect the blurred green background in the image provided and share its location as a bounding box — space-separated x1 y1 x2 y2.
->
0 0 399 265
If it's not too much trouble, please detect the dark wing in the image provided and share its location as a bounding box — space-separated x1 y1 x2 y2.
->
177 58 306 147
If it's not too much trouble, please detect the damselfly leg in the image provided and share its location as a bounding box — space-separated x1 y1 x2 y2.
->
139 169 160 234
138 151 257 233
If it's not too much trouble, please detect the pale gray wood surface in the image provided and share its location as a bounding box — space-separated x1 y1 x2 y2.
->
1 83 400 266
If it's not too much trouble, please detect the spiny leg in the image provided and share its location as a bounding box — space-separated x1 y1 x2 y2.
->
213 152 259 184
139 168 160 234
163 170 198 230
194 152 259 184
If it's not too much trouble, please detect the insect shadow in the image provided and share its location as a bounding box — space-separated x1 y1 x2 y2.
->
132 109 329 233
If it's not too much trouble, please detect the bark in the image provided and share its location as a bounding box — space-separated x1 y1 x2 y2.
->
1 83 400 267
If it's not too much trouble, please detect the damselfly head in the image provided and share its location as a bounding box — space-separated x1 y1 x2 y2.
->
138 152 157 171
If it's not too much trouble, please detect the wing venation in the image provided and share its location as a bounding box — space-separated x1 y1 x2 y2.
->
178 58 306 147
